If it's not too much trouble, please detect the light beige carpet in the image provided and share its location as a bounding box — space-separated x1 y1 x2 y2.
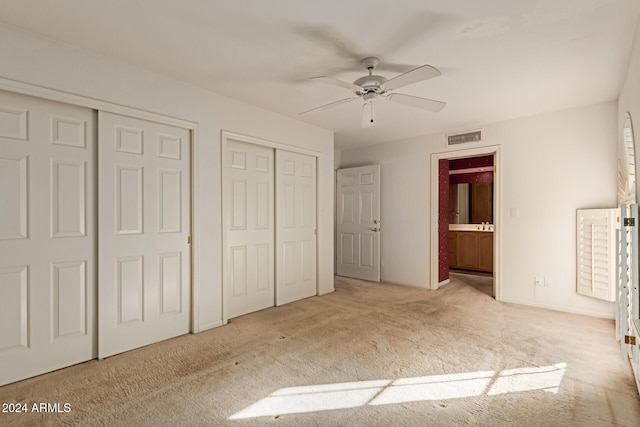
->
1 275 639 426
450 271 493 297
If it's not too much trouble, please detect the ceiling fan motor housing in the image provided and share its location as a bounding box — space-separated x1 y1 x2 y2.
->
353 75 387 95
354 57 388 96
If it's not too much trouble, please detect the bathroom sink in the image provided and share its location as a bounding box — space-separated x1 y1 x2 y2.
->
449 224 494 232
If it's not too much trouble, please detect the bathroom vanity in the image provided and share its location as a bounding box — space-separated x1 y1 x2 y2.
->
448 224 494 273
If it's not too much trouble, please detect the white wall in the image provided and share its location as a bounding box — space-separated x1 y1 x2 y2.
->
340 101 618 318
0 24 334 331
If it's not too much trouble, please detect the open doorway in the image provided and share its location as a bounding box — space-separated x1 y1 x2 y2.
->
430 146 502 300
449 155 494 297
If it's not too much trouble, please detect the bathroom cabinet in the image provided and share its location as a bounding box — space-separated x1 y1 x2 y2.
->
449 230 493 273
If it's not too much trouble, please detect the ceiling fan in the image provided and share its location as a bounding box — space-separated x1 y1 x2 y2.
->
300 57 446 128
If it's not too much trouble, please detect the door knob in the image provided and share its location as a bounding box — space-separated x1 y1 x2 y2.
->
368 227 380 232
373 219 381 224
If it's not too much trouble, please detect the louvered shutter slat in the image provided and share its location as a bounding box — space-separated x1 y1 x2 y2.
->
576 208 618 301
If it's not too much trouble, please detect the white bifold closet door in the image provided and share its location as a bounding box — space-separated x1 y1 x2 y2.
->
98 111 191 359
276 150 317 306
0 90 96 386
224 140 275 319
223 141 317 319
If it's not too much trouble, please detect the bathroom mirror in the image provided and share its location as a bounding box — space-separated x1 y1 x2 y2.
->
449 182 493 224
618 113 637 205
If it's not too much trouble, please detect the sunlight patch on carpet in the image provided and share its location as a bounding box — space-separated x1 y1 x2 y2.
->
229 363 566 420
486 363 566 395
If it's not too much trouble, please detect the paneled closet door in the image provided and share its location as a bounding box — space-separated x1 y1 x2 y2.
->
0 90 96 386
224 140 275 319
98 111 191 359
276 150 317 306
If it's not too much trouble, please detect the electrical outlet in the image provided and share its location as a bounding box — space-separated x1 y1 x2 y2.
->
544 278 552 288
535 277 543 287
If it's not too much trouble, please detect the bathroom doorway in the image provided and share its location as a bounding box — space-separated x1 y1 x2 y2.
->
430 145 501 300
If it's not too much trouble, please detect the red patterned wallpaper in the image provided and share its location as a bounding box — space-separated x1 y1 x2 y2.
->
438 159 449 283
449 154 494 184
450 171 493 184
449 155 493 170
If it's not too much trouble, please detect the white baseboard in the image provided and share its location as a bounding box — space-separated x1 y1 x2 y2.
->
380 278 430 289
196 320 224 333
438 279 451 289
500 297 614 319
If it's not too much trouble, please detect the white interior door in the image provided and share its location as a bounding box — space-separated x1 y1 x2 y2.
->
223 140 275 319
276 150 317 305
336 165 381 282
0 90 96 385
98 111 191 358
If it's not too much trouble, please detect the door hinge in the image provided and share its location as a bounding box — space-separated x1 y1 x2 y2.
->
314 229 317 235
624 218 635 227
625 335 636 345
187 236 191 244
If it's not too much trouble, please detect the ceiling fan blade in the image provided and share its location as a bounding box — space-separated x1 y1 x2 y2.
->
383 64 441 91
299 97 358 115
310 76 362 92
387 93 446 112
362 102 376 128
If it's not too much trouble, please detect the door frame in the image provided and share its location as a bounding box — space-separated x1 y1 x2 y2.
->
430 144 502 300
220 130 320 324
0 77 203 332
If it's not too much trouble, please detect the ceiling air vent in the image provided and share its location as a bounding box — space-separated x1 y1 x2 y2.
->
447 130 482 146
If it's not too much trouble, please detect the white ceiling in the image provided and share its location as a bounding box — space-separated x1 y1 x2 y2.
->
1 0 639 149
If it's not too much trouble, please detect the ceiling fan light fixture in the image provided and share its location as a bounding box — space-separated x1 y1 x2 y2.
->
363 92 377 101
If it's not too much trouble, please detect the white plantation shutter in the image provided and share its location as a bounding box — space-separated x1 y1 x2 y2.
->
623 125 636 199
577 208 618 302
618 115 636 205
